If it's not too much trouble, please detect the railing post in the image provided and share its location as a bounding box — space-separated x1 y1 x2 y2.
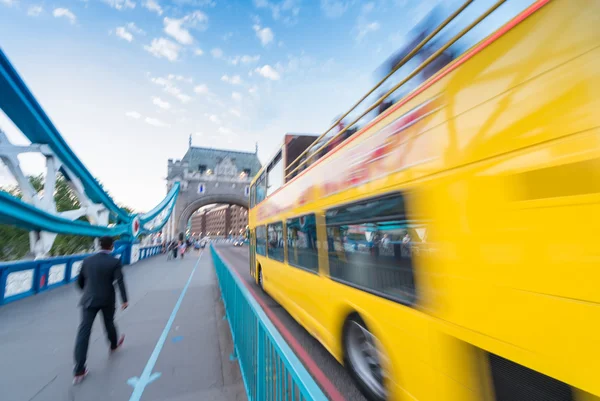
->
257 324 265 401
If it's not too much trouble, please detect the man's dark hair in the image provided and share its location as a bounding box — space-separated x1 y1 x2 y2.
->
99 236 114 250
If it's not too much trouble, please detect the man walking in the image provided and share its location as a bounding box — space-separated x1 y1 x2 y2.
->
73 236 128 384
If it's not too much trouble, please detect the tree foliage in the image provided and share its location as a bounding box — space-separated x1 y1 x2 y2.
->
0 174 132 261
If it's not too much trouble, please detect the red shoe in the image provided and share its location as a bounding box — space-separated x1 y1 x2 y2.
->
73 369 88 385
110 334 125 354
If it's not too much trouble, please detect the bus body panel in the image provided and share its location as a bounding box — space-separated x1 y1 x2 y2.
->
249 1 600 399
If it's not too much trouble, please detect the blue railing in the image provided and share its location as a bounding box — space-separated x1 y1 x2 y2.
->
0 243 164 305
137 245 163 262
211 245 328 401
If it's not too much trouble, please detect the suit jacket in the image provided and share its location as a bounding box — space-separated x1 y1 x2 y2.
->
77 252 128 308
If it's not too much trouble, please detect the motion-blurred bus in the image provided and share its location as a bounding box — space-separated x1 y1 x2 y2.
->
248 1 600 400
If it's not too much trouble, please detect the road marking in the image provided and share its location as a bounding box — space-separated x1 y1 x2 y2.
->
127 252 203 401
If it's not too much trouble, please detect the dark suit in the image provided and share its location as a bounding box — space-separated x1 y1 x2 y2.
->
74 251 128 375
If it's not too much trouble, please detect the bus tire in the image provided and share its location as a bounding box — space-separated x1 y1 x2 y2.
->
257 265 264 291
343 314 387 401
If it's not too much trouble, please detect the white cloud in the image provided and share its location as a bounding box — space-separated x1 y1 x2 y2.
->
230 54 260 65
248 85 258 95
125 111 142 119
231 92 242 102
221 75 242 85
104 0 136 10
152 96 171 109
126 22 145 35
168 74 192 82
53 8 76 24
149 73 194 103
194 48 204 56
144 117 170 127
143 0 162 15
193 84 209 94
253 0 300 24
211 48 223 59
144 38 181 61
240 54 260 64
253 24 274 46
164 11 208 45
115 27 134 42
320 0 351 18
229 108 241 117
164 17 193 45
356 21 380 41
1 0 16 7
254 65 280 81
218 126 233 135
208 114 221 124
27 5 43 16
173 0 215 6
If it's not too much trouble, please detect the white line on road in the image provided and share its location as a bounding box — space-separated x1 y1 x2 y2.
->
127 251 204 401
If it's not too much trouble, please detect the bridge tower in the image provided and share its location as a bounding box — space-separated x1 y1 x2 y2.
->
165 146 260 240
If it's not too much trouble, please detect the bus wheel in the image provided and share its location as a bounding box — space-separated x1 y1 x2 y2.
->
343 315 387 401
257 266 264 291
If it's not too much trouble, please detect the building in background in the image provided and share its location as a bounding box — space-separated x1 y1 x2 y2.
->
189 204 248 239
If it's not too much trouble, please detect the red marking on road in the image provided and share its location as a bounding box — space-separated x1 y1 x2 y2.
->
215 248 347 401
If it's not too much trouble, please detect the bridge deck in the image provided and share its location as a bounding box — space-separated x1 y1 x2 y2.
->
0 251 246 401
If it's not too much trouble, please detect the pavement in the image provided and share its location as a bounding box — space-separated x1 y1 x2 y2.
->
216 244 368 401
0 250 246 401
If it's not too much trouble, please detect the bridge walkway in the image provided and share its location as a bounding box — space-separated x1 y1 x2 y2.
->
0 250 245 401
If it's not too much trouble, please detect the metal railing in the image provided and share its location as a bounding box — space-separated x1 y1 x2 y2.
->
211 245 328 401
0 243 165 305
284 0 507 181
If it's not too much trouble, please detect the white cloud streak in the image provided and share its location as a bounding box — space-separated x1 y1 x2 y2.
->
152 96 171 109
115 27 134 42
104 0 136 10
149 74 193 103
211 48 223 58
320 0 351 18
144 117 170 127
143 0 162 15
253 24 274 46
221 75 242 85
53 8 76 24
164 11 208 45
144 37 181 61
193 84 209 94
231 92 242 102
126 111 142 119
254 65 280 80
27 5 43 16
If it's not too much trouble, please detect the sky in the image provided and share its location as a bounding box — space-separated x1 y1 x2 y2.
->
0 0 533 212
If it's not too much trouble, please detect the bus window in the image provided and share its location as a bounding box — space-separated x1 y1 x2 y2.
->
256 226 267 256
267 152 283 197
256 173 267 204
250 184 256 208
267 222 284 262
286 214 318 273
325 193 417 305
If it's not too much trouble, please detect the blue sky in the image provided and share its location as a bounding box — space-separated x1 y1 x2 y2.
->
0 0 533 211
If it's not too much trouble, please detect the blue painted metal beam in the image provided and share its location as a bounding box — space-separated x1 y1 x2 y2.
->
0 47 131 223
0 190 129 237
139 182 180 223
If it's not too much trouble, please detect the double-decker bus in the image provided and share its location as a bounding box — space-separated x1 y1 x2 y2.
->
248 1 600 400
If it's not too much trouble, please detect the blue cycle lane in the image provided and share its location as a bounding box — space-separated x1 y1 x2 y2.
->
0 251 246 401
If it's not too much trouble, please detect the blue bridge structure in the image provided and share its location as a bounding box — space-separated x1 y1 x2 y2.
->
0 47 331 401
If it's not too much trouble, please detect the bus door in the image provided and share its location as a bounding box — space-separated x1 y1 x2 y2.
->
249 229 256 279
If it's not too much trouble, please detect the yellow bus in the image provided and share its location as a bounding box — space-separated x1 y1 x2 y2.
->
248 1 600 400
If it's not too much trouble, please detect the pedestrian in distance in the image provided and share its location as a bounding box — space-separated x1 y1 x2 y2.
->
73 236 128 385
